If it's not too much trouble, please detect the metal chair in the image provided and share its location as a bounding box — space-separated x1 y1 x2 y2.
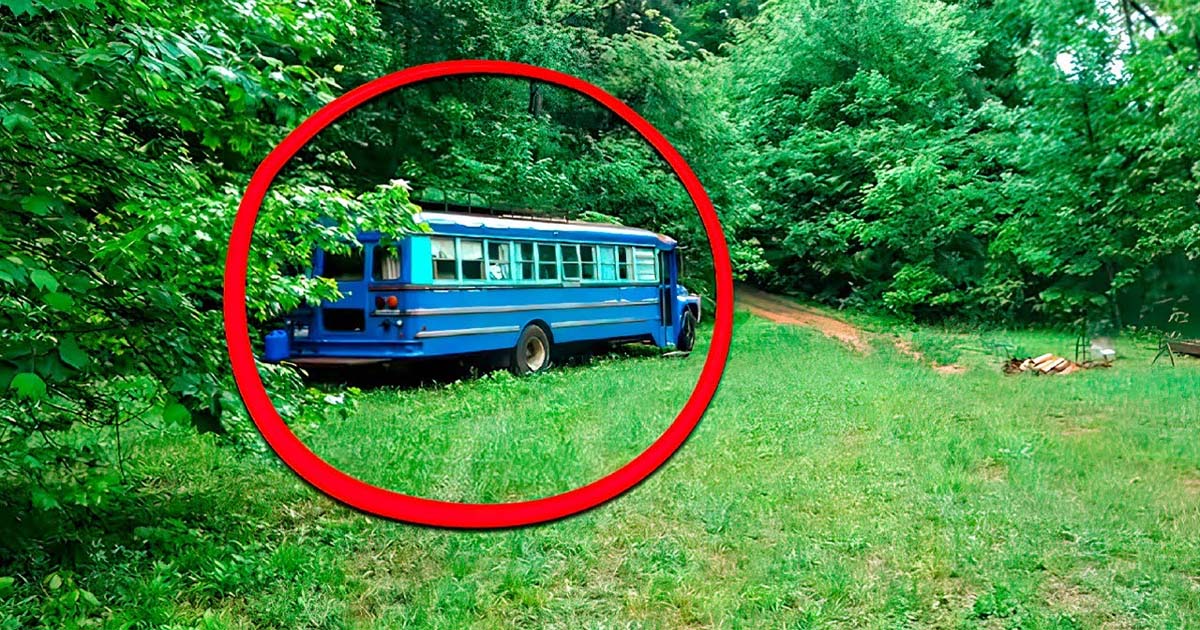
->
1153 331 1178 367
1074 316 1116 366
980 337 1015 360
1151 308 1196 367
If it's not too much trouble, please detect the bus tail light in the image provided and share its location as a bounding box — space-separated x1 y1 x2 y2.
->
374 295 400 312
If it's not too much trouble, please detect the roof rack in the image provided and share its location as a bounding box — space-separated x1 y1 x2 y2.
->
410 185 574 225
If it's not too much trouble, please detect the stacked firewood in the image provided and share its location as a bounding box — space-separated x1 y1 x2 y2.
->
1003 353 1081 375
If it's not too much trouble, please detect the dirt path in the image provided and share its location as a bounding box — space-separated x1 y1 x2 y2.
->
735 284 965 373
735 284 871 353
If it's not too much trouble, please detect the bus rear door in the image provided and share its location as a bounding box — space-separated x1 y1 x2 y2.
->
317 247 369 335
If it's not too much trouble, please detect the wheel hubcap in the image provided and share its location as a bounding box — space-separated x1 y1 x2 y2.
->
526 338 546 371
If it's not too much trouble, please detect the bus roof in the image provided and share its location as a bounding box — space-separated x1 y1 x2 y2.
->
418 211 677 249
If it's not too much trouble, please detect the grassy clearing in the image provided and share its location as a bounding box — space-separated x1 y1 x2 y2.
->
301 346 699 504
3 310 1200 628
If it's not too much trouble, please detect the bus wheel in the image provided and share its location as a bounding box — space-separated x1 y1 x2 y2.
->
512 324 551 375
677 311 697 353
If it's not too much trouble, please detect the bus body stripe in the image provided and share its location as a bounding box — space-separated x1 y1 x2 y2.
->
551 317 656 329
367 282 659 291
414 325 522 339
402 298 658 316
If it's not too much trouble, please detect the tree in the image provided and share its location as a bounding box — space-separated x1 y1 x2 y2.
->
0 0 415 522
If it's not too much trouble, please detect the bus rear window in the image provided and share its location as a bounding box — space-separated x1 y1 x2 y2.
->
373 245 401 280
321 250 363 281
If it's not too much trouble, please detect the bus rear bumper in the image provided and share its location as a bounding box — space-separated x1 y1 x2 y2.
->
262 333 426 364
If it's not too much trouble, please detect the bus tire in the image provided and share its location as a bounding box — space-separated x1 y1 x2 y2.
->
511 324 551 375
677 311 697 353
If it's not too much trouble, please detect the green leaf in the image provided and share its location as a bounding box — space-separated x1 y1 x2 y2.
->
10 372 47 400
32 488 60 511
0 0 35 17
20 194 56 216
59 335 89 369
0 259 25 285
44 572 62 590
80 589 100 607
209 65 239 83
43 291 74 311
201 128 222 149
5 68 51 89
162 402 191 426
2 111 33 133
0 576 13 597
29 269 58 292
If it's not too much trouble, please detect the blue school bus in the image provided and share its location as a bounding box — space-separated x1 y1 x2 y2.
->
263 209 702 374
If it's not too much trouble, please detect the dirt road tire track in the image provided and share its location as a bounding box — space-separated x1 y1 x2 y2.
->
735 284 965 373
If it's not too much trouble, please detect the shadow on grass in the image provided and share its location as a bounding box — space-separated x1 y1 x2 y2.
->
0 473 261 577
299 341 668 391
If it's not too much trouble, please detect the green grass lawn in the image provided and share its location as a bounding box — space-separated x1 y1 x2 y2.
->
4 311 1200 628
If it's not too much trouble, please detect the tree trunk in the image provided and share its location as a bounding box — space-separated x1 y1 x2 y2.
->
1120 0 1137 54
1105 260 1124 331
528 81 543 117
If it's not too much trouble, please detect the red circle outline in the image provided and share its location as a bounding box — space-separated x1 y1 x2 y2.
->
223 60 734 528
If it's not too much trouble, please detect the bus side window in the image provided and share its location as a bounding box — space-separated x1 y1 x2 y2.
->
561 244 581 280
517 242 535 281
373 245 401 280
487 241 511 281
634 248 657 282
432 237 457 281
580 245 597 280
461 239 484 281
537 243 559 281
598 246 617 281
617 247 632 281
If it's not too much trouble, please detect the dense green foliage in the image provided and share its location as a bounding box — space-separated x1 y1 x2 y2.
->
1 0 1198 624
0 0 421 523
737 0 1199 329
